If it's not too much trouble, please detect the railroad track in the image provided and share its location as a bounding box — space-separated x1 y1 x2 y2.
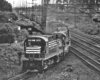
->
70 29 100 44
71 34 100 53
70 47 100 74
8 70 37 80
70 31 100 49
70 30 100 74
71 39 100 61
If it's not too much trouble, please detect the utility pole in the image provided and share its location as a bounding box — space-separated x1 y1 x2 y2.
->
41 0 50 32
26 0 27 16
74 0 76 27
32 0 34 20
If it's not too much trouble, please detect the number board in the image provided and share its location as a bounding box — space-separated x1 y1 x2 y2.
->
28 39 41 42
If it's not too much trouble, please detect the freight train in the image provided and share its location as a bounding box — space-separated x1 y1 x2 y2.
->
22 26 71 73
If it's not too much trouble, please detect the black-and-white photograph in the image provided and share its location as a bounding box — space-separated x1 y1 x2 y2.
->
0 0 100 80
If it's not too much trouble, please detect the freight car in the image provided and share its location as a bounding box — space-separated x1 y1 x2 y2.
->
22 27 71 73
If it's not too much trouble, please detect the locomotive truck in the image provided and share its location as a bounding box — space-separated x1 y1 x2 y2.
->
22 27 71 73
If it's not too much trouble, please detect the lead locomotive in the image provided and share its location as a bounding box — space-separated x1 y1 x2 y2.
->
22 27 71 73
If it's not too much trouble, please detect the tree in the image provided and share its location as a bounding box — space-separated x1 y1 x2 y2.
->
63 0 68 3
0 0 12 11
0 23 16 43
56 0 62 4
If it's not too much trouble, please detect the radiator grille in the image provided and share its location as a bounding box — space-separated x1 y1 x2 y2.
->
26 46 41 54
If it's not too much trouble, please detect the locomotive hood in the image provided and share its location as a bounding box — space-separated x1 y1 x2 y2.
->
54 31 67 37
28 35 49 42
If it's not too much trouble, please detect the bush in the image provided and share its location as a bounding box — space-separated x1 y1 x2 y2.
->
0 43 22 79
17 29 29 42
0 23 17 34
0 23 29 43
79 24 99 35
7 12 18 21
0 11 18 22
0 23 19 43
0 34 14 43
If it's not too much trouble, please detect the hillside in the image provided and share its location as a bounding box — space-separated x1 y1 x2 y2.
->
46 5 100 36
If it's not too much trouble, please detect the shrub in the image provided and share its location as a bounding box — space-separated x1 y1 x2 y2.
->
0 11 18 22
0 34 14 43
78 24 99 35
17 29 29 42
0 23 19 43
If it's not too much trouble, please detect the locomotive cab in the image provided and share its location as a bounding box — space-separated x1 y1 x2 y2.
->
54 26 71 52
22 36 48 72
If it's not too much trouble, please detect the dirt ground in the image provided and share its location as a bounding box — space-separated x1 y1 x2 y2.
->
28 53 100 80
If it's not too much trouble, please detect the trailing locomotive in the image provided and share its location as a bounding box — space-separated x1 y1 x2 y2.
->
22 27 71 73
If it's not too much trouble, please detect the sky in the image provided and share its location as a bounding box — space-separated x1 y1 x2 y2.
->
6 0 56 7
6 0 42 7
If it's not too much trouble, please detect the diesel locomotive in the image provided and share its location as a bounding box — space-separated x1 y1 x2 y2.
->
22 27 71 73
